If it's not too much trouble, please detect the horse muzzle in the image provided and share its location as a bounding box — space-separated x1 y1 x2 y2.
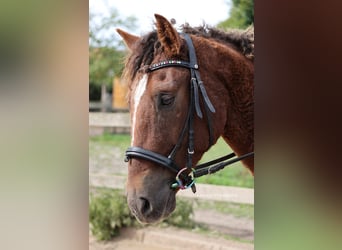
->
127 188 176 224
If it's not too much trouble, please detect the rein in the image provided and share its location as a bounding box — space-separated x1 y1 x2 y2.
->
124 33 254 193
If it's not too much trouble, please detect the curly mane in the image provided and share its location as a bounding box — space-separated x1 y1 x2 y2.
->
181 24 254 60
122 22 254 85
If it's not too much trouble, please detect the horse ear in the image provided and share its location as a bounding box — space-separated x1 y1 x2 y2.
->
116 29 139 50
154 14 181 56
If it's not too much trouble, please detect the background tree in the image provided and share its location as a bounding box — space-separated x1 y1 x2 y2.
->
89 8 137 110
218 0 254 29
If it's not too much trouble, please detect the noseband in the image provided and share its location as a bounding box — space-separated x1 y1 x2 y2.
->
124 34 254 193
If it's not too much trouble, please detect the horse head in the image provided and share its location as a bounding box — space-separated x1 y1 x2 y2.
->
117 14 254 223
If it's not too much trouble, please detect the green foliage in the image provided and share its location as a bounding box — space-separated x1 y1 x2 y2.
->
89 189 196 241
89 8 137 87
218 0 254 29
163 199 195 228
89 189 137 241
89 47 125 87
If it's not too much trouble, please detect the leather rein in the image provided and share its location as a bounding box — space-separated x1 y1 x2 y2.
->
124 33 254 193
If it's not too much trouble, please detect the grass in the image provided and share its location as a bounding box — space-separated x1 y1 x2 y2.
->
89 133 129 151
89 133 253 188
194 199 254 219
196 137 254 188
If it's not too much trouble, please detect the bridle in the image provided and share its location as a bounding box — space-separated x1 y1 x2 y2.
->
124 33 254 193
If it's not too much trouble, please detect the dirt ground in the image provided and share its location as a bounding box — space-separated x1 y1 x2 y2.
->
89 226 253 250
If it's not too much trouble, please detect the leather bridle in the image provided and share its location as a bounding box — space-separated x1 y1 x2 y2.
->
124 33 254 193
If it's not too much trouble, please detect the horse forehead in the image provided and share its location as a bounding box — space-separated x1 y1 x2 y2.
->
149 67 189 89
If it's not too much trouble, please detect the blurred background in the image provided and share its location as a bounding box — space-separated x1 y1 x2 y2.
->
88 1 255 249
1 0 342 249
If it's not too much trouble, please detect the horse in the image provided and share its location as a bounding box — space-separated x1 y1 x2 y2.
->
117 14 254 224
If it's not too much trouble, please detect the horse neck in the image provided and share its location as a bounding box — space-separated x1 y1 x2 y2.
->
195 37 254 171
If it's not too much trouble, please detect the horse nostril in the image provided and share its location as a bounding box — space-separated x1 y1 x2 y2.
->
138 197 151 215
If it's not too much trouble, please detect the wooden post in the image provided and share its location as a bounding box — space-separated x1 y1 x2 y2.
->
101 84 107 112
112 77 128 110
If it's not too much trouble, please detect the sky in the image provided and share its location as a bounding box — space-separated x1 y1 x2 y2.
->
89 0 231 34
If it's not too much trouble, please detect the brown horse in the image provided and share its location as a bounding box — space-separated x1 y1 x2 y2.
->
117 14 254 224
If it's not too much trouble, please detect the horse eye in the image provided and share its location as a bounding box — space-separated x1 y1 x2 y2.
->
160 94 175 106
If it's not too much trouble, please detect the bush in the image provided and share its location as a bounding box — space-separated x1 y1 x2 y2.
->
164 199 195 228
89 189 136 241
89 189 195 241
